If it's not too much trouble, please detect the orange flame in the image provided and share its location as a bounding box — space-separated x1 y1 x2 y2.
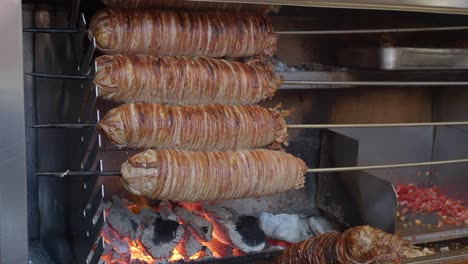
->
169 248 184 262
101 202 248 263
129 240 154 263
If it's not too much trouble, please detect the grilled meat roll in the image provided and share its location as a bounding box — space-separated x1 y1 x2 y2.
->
121 149 307 201
100 0 275 13
277 225 423 264
89 8 277 57
98 103 290 150
95 55 282 105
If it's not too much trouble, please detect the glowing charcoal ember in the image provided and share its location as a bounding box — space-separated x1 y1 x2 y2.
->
203 205 266 253
174 206 213 242
140 218 185 259
107 196 140 240
100 199 322 263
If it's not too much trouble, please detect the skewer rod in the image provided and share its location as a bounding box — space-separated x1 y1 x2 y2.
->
33 124 97 128
26 73 468 87
287 121 468 128
36 171 119 177
26 72 93 80
37 158 468 177
275 26 468 35
306 158 468 173
34 121 468 129
283 80 468 86
23 28 84 33
24 25 468 35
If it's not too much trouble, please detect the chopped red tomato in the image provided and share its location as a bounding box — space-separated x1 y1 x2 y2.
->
397 184 467 226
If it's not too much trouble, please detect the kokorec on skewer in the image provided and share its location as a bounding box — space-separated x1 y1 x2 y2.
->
121 149 307 201
89 8 277 58
95 55 282 105
277 225 426 264
98 103 290 150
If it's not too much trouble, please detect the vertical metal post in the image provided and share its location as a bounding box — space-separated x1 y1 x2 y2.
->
0 0 28 263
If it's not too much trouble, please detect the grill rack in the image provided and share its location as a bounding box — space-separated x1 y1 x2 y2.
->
26 5 468 264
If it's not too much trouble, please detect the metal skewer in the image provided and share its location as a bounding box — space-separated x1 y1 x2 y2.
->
26 72 94 80
23 28 84 33
36 171 120 177
33 121 468 129
306 158 468 173
287 121 468 128
36 158 468 177
283 80 468 86
33 124 97 128
275 25 468 35
26 72 468 86
24 25 468 34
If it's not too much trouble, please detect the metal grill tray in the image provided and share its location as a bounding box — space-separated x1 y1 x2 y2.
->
338 47 468 70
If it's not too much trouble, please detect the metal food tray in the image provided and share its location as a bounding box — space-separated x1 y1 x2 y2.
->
338 47 468 70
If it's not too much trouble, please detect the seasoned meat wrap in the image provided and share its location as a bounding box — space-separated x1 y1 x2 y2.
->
277 225 424 264
100 0 276 13
121 149 307 201
89 8 277 57
95 55 282 105
98 103 290 150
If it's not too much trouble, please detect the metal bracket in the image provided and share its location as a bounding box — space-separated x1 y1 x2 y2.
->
79 37 96 75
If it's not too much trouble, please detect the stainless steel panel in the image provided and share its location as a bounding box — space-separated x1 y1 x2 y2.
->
31 5 92 263
432 87 468 203
332 127 433 186
338 48 468 70
317 130 398 233
0 1 28 263
23 5 40 242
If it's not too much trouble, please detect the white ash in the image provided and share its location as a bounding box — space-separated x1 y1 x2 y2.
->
308 215 336 235
158 201 178 222
174 206 213 242
260 212 311 243
185 233 203 257
204 205 266 253
259 212 337 243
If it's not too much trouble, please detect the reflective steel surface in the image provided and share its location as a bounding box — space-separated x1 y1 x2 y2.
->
0 0 28 263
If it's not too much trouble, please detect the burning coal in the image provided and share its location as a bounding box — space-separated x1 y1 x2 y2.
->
97 196 309 263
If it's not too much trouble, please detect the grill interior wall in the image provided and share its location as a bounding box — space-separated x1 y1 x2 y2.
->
23 1 468 263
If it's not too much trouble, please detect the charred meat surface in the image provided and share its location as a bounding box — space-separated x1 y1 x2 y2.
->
121 149 307 201
89 8 277 57
98 103 290 150
95 55 282 105
277 225 426 264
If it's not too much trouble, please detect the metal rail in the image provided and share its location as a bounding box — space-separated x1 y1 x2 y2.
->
33 121 468 129
36 158 468 177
